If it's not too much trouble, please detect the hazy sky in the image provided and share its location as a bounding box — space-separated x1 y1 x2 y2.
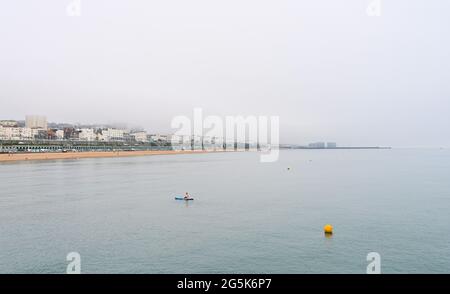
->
1 0 449 147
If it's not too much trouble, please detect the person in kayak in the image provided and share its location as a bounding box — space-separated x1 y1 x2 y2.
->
184 192 191 200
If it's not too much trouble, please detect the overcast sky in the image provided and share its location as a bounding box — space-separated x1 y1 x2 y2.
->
1 0 449 147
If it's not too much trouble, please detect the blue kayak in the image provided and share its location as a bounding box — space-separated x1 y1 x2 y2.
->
175 197 194 201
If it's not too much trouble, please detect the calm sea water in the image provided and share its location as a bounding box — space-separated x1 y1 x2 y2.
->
0 149 449 273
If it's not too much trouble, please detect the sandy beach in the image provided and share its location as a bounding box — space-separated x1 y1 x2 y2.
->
0 150 221 163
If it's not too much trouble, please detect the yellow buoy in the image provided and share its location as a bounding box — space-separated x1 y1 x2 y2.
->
324 224 333 234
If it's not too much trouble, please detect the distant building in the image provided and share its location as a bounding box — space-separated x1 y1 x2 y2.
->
0 126 35 140
165 134 182 145
78 128 96 141
192 135 202 144
100 128 124 142
0 120 18 127
0 126 6 139
9 128 22 140
0 126 14 140
131 131 148 143
327 142 337 148
20 128 33 140
308 142 326 148
47 129 57 140
202 136 217 150
149 134 168 143
25 115 47 129
35 129 48 140
56 130 64 140
211 136 225 149
123 132 135 143
63 127 79 140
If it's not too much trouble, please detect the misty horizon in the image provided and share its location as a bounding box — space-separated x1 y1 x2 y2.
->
1 0 449 148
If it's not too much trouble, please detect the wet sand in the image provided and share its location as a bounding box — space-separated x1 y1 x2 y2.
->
0 150 224 162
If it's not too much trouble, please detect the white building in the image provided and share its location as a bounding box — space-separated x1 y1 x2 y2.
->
192 135 203 143
0 126 6 140
56 130 64 140
31 128 43 139
0 120 18 127
131 131 148 143
25 115 47 129
0 127 34 140
149 134 168 142
20 128 33 140
166 134 183 144
78 128 96 141
202 136 212 144
9 128 21 140
100 128 124 141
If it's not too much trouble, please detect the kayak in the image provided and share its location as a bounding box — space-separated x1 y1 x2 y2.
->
175 197 194 201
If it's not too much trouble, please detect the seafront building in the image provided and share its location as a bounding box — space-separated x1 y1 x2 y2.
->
78 128 96 141
0 115 256 153
131 131 148 143
0 126 19 140
100 128 125 142
149 134 168 142
0 126 40 141
0 120 18 127
56 130 64 140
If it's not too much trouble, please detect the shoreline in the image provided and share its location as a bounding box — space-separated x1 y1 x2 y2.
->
0 150 226 163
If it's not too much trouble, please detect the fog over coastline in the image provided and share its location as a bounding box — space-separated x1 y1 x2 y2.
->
1 0 449 147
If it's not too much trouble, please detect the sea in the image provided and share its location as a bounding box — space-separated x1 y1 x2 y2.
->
0 149 449 273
